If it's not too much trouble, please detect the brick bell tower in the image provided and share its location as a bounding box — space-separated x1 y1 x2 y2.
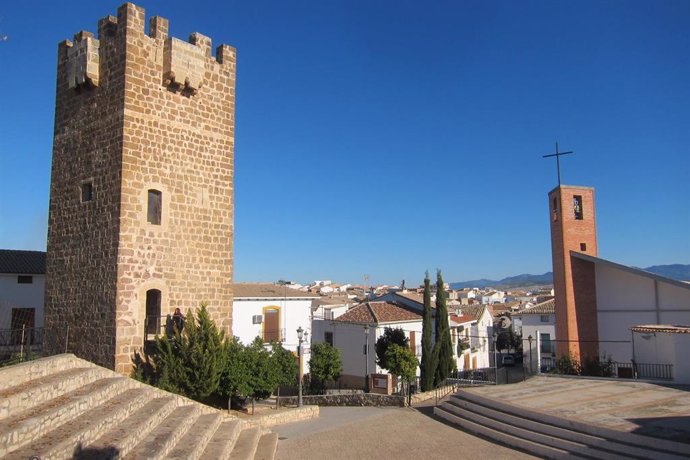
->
45 3 236 373
548 185 599 361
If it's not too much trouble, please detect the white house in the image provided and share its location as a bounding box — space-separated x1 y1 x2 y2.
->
450 304 494 370
631 325 690 384
311 296 352 321
481 291 506 304
0 250 46 339
232 283 318 373
311 300 423 389
512 299 556 372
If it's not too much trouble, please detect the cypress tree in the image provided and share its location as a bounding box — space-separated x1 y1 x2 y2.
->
420 271 436 391
434 270 454 386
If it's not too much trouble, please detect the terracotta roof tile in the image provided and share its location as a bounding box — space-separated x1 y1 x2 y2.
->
518 299 555 315
234 283 318 298
335 301 421 324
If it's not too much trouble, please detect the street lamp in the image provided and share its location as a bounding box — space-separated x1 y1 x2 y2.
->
297 326 304 407
493 331 498 379
364 324 370 392
527 334 533 376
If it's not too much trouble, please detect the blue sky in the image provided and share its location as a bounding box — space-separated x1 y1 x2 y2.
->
0 1 688 286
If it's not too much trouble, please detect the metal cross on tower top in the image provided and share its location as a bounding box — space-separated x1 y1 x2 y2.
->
542 142 574 186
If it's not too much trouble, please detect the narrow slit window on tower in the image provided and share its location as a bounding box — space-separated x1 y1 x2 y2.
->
573 195 583 220
145 289 162 336
81 181 93 202
147 189 162 225
580 243 587 251
552 196 558 221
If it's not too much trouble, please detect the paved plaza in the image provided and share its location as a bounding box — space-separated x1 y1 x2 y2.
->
274 402 537 459
274 376 690 459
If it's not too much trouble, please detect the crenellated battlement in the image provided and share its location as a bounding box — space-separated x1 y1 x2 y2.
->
58 2 236 94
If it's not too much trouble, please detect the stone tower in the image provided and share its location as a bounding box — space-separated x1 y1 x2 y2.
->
45 3 236 373
548 185 599 361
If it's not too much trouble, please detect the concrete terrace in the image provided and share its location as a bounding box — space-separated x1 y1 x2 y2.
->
462 375 690 444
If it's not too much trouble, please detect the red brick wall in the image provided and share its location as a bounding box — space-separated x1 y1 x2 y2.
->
548 185 598 361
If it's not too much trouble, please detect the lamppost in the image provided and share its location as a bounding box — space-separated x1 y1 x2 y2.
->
297 326 304 407
493 331 498 380
364 324 370 392
527 334 533 376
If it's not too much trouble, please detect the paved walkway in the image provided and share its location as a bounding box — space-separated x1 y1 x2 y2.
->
463 375 690 443
274 400 537 460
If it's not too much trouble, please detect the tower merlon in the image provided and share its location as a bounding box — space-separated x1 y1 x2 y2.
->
59 3 234 96
149 16 168 41
65 31 100 89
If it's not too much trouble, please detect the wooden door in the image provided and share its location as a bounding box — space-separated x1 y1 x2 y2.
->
263 309 280 342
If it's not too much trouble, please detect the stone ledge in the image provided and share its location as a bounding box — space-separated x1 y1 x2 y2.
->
278 393 406 407
241 405 319 428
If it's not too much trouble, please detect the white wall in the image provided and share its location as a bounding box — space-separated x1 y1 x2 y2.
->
633 331 690 384
0 274 46 330
311 319 423 381
595 264 690 363
232 297 314 373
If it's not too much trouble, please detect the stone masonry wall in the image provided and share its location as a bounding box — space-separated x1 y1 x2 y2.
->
46 22 127 369
46 3 236 373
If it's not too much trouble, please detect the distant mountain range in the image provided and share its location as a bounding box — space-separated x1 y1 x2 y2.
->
450 264 690 289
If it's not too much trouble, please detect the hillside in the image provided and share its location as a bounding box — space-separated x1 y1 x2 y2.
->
450 264 690 289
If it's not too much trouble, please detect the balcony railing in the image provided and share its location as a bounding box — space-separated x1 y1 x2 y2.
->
0 326 44 348
262 328 286 344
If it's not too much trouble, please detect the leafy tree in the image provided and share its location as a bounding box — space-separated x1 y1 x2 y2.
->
554 353 582 375
243 337 278 410
433 270 454 386
420 271 436 392
385 344 418 395
270 341 298 399
153 303 225 401
219 336 253 401
375 327 409 371
308 342 342 394
496 329 514 353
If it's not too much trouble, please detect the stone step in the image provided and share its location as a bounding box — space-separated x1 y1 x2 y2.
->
451 391 690 458
228 426 262 460
440 400 638 460
201 419 244 460
6 388 153 460
167 412 223 460
445 396 686 460
75 396 178 459
0 376 133 457
254 432 278 460
433 405 582 459
0 354 85 392
123 404 201 460
0 366 109 420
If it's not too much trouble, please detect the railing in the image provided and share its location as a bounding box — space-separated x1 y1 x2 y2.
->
616 362 674 381
262 328 286 343
0 326 44 347
538 357 674 381
0 326 70 367
447 367 496 385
